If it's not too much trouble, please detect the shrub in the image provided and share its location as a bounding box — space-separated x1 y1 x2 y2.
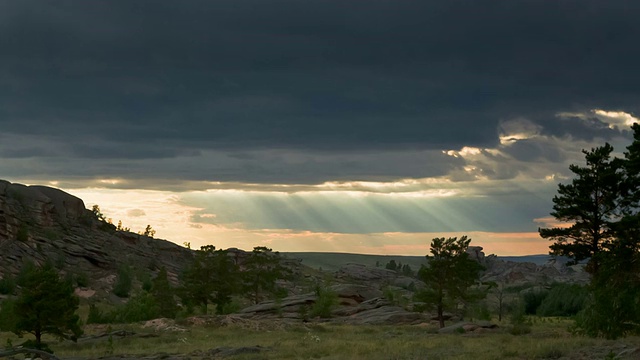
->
508 299 532 335
311 286 338 318
88 293 160 324
509 323 532 335
0 274 16 295
217 300 242 315
537 283 588 317
522 288 548 315
0 298 18 331
465 301 492 321
113 265 133 298
111 292 159 323
87 304 112 324
75 271 90 288
138 271 153 292
17 223 29 242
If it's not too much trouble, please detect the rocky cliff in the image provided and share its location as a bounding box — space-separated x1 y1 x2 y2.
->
0 180 194 295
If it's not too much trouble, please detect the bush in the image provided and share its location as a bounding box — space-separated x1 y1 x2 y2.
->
113 265 133 298
537 283 588 317
509 323 532 335
522 288 548 315
87 304 112 324
112 292 159 323
0 274 16 295
217 300 242 315
0 298 18 331
465 301 492 321
17 223 29 242
75 271 90 288
138 271 153 292
311 286 338 318
508 299 532 335
88 293 160 324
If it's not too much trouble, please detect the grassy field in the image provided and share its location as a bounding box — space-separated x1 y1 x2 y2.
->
2 318 638 359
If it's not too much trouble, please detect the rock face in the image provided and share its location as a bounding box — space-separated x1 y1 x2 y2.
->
0 180 85 240
481 255 589 286
0 180 194 296
239 284 427 325
335 263 425 290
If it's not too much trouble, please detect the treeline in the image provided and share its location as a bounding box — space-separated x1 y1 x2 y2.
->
378 259 415 276
0 245 291 352
87 245 290 324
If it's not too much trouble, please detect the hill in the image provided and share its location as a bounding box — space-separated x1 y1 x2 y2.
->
0 180 194 297
284 252 551 272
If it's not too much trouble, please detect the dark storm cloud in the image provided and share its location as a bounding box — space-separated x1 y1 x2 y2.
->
1 0 639 183
536 114 621 142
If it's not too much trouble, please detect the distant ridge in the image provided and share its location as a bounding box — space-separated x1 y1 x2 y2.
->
283 251 551 272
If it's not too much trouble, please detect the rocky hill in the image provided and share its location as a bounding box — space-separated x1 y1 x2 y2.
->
0 180 194 296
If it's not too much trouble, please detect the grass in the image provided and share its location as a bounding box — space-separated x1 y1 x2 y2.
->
1 318 639 359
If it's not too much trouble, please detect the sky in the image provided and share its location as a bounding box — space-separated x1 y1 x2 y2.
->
2 1 640 255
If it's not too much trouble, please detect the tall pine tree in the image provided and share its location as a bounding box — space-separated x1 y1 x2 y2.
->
539 144 623 275
542 124 640 338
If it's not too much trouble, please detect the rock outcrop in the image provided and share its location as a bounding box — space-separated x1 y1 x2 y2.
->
238 283 427 325
0 180 194 296
335 263 425 290
481 253 589 286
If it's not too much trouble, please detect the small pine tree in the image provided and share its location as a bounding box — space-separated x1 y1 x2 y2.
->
417 236 484 328
385 260 397 271
143 225 156 238
113 265 133 298
151 267 178 318
242 247 290 304
13 263 82 350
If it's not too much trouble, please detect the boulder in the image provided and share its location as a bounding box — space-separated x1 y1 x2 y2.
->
239 293 316 314
330 283 382 302
437 321 498 334
335 263 397 282
338 305 427 325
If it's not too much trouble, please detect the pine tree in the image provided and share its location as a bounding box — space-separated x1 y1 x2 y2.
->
542 125 640 338
539 144 623 275
13 263 82 350
416 236 484 328
180 246 240 314
242 247 290 304
151 267 177 318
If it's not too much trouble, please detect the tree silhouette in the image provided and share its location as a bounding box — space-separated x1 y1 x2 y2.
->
242 247 290 304
151 267 177 318
539 144 623 275
180 245 240 314
417 236 484 328
13 263 82 350
543 124 640 338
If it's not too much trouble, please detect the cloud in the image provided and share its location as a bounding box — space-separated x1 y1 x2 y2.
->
126 209 146 217
1 1 639 174
592 110 639 130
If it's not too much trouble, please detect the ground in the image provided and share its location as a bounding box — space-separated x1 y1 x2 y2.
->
1 317 639 359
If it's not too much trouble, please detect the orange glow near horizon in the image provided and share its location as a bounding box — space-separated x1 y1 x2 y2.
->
64 187 550 256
